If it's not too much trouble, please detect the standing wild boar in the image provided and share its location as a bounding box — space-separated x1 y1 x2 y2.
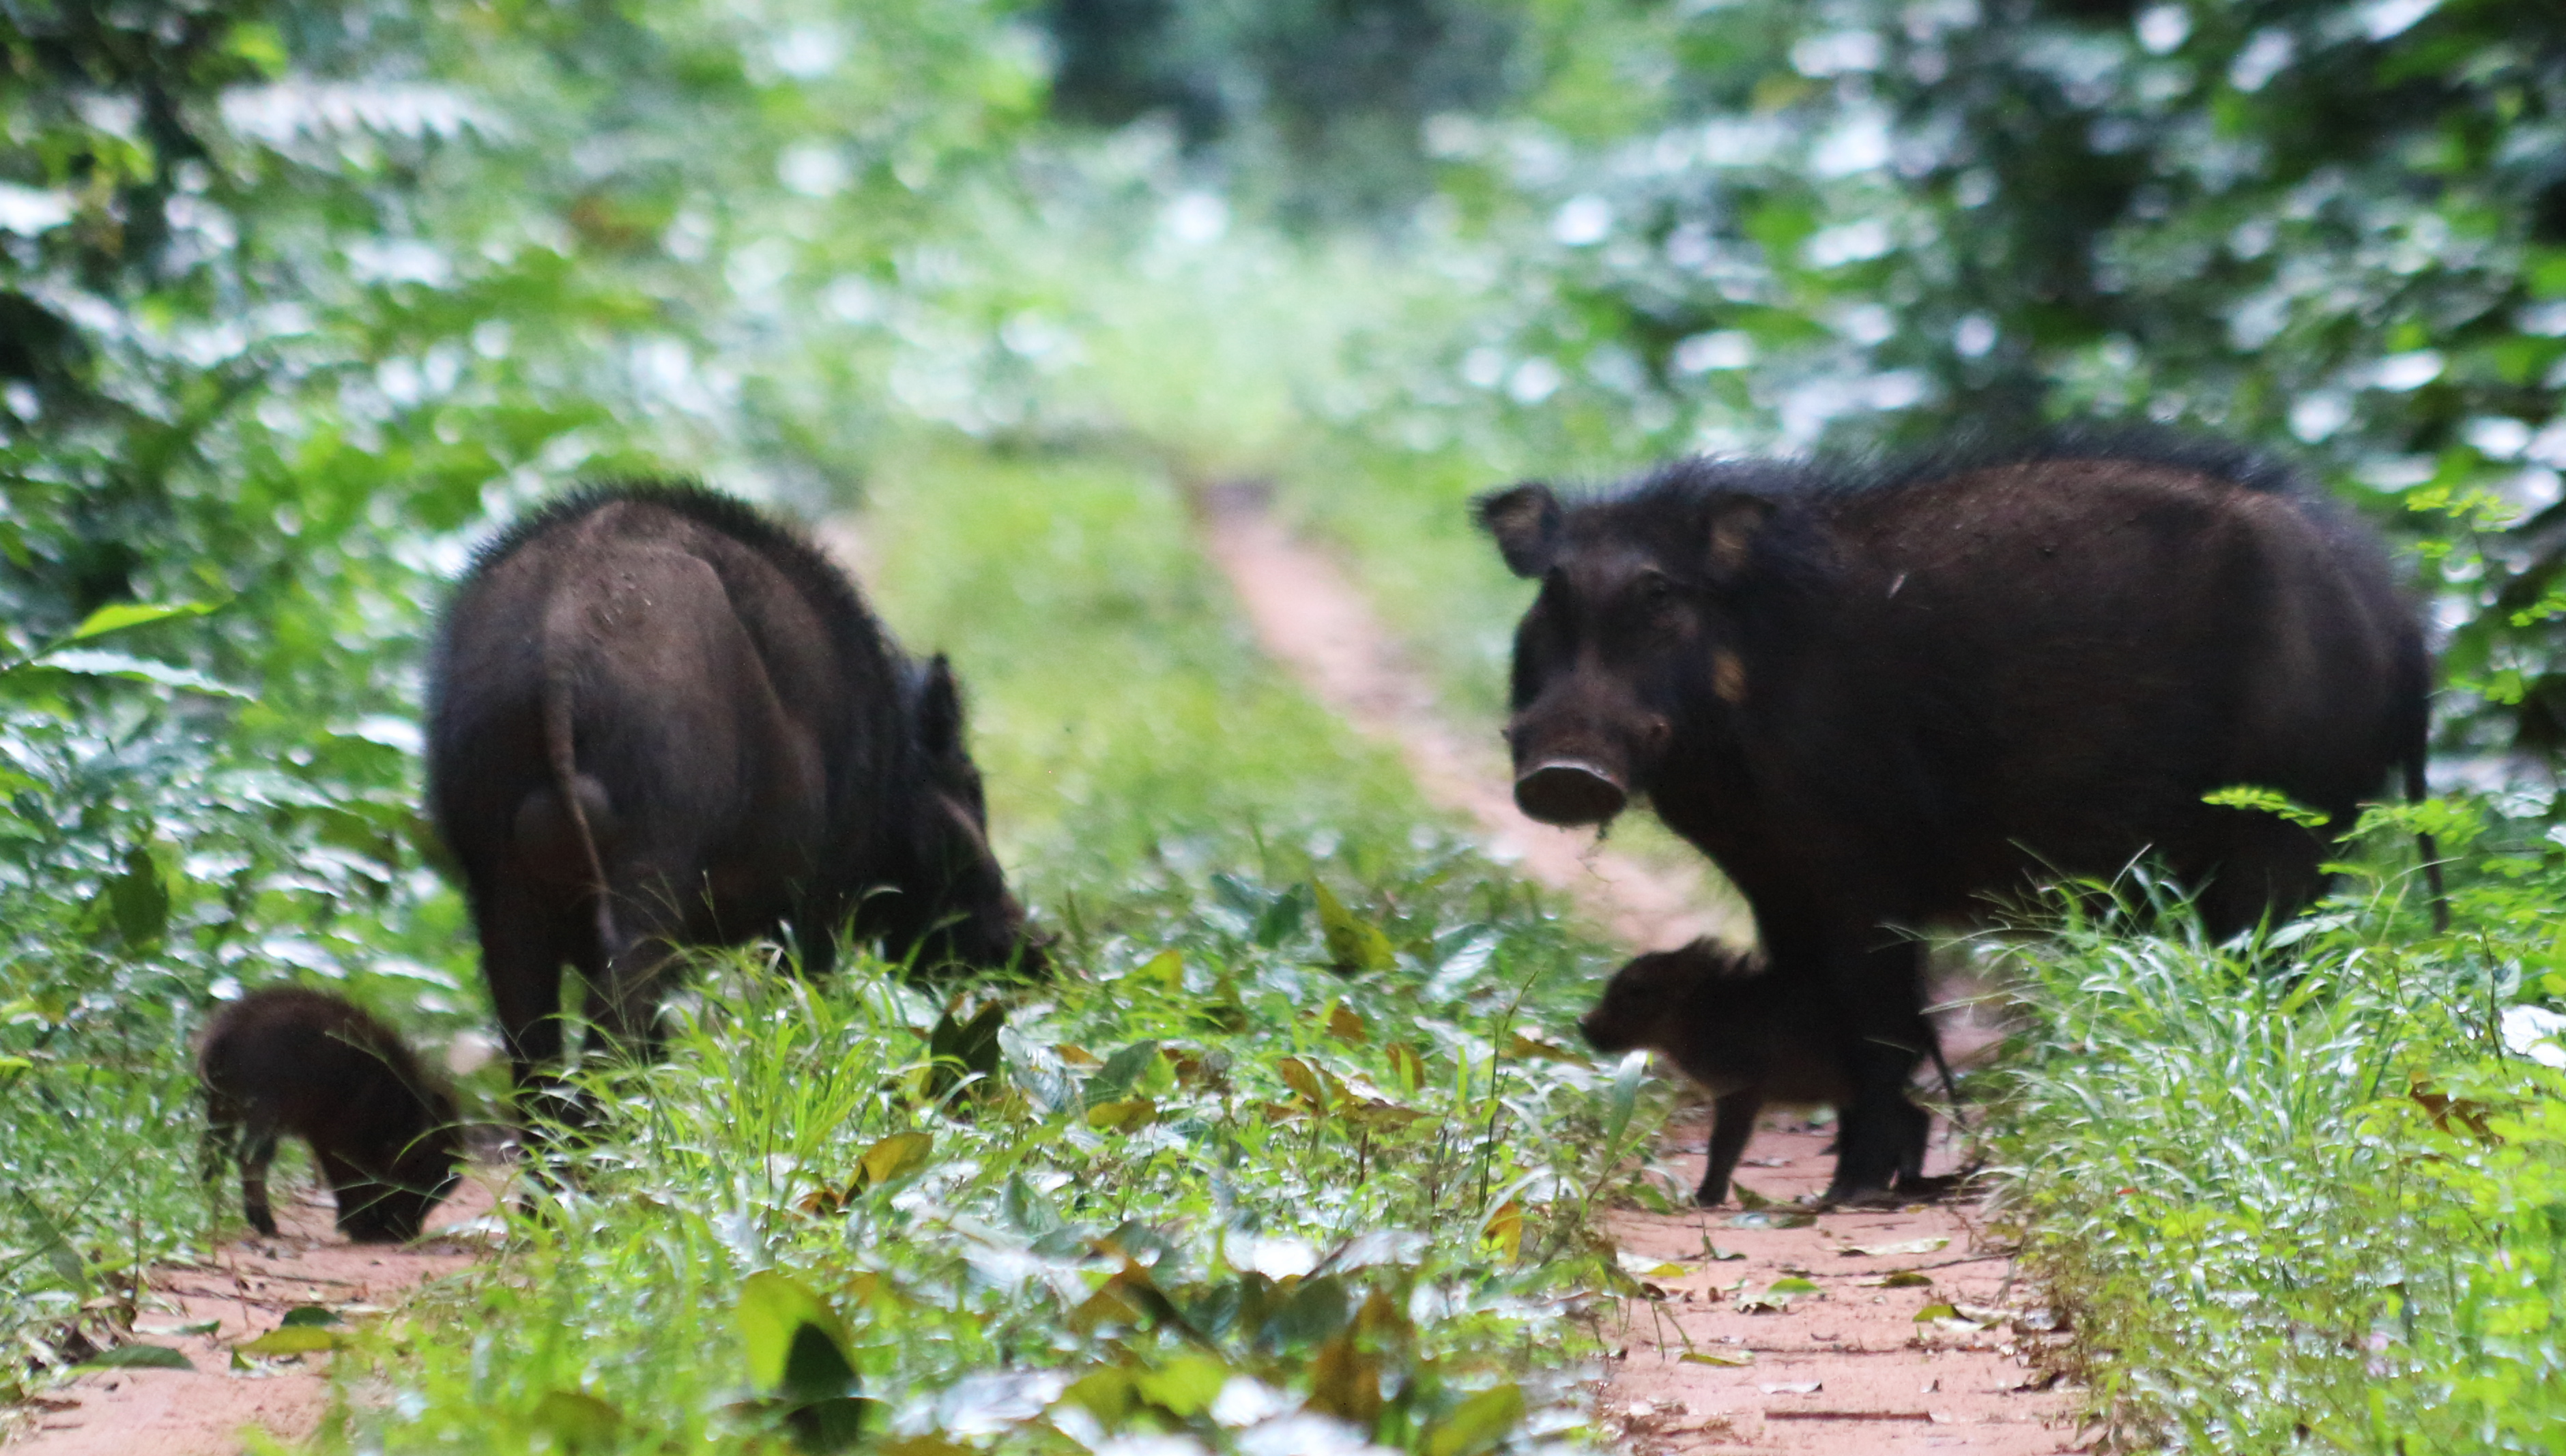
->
1580 940 1910 1208
198 987 462 1242
427 482 1043 1125
1480 435 2434 1204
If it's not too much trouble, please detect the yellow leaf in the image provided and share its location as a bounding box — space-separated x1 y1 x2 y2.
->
235 1326 336 1356
1136 949 1185 990
1314 882 1395 973
855 1131 934 1189
1483 1199 1524 1262
1275 1055 1332 1109
1305 1332 1383 1426
1084 1097 1157 1131
1325 1001 1368 1043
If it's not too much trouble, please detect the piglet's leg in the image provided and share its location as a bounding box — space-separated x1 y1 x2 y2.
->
1699 1089 1764 1207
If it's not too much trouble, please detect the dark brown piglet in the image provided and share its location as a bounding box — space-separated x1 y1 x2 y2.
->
1579 940 1930 1208
197 987 462 1242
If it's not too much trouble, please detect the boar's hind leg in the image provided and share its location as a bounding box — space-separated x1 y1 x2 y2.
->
1700 1089 1764 1207
477 880 575 1133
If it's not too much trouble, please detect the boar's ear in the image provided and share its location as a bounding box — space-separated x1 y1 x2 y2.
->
916 654 966 756
1703 495 1776 585
1473 482 1563 578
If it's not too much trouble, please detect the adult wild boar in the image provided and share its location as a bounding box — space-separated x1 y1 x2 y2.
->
1480 436 2435 1203
428 482 1042 1122
199 987 462 1242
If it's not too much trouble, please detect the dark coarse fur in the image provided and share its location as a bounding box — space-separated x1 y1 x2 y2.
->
1480 429 2438 1204
426 480 1043 1128
197 987 461 1242
1581 940 1904 1208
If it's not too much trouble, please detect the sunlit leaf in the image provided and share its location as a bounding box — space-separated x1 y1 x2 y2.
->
1424 1381 1523 1456
26 650 248 699
738 1272 856 1399
854 1131 935 1190
60 600 222 644
236 1326 336 1356
1314 882 1394 973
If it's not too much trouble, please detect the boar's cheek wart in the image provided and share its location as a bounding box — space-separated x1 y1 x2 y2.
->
1475 482 1563 578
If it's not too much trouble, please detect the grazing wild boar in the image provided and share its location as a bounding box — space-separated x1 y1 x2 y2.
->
1480 434 2436 1204
198 987 462 1242
1581 940 1950 1206
427 482 1044 1126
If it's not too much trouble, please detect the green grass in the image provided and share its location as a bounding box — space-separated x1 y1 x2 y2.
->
316 443 1640 1455
1990 813 2566 1452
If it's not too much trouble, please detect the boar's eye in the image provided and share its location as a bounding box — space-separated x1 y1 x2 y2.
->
1633 571 1678 616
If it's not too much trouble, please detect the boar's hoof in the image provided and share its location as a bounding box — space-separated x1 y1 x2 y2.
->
1513 760 1628 826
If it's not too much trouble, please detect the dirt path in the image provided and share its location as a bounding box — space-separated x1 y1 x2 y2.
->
1191 484 2086 1454
7 1174 501 1456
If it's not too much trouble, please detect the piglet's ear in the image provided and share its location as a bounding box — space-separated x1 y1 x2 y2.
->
1704 495 1776 584
1473 482 1563 578
917 654 966 755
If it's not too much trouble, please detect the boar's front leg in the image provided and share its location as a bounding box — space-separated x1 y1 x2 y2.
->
235 1120 281 1238
1700 1088 1764 1206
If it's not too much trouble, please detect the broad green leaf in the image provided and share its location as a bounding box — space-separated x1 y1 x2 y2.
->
738 1271 856 1398
530 1391 624 1451
278 1305 342 1328
1084 1096 1157 1131
1134 1353 1229 1417
1425 1381 1524 1456
1314 882 1393 973
25 650 249 699
80 1343 192 1369
61 600 220 643
1602 1049 1647 1148
237 1326 336 1356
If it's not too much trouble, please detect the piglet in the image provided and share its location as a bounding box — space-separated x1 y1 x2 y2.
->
1579 940 1933 1207
197 987 462 1242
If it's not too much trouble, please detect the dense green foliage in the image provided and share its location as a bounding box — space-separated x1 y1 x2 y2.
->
1993 811 2566 1451
8 0 2566 1450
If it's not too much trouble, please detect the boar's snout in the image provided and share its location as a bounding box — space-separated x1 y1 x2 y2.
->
1515 759 1629 826
1578 1004 1634 1053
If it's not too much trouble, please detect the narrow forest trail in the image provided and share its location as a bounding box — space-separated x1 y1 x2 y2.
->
1190 483 2088 1455
8 1175 501 1456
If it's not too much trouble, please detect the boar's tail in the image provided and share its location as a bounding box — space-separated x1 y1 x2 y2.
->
2406 750 2451 934
542 658 620 961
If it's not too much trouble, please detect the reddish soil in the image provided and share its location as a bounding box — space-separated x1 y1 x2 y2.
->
6 1174 501 1456
1193 486 2088 1453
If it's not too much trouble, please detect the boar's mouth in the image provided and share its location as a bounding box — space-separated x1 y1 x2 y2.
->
1514 758 1629 826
